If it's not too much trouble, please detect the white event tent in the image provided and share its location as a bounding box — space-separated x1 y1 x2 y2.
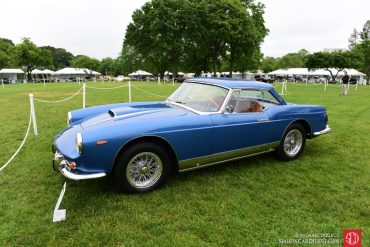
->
54 67 101 82
0 68 25 83
268 68 366 84
129 70 153 80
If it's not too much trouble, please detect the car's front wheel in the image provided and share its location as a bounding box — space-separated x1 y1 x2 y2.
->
114 142 171 193
276 123 306 161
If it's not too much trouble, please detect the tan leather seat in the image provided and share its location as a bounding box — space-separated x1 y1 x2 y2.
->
236 100 262 113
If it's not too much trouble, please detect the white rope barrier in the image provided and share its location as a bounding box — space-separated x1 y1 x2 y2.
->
0 112 32 172
33 87 83 103
131 85 168 98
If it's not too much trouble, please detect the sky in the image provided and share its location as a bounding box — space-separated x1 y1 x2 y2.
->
0 0 369 59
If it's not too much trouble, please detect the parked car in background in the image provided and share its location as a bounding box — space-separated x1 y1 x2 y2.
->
53 78 331 193
254 75 275 83
114 75 129 82
174 77 187 83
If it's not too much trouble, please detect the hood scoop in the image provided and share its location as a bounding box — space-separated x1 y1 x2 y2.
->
108 106 167 118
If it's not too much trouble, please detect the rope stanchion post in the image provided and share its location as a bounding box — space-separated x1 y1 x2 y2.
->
43 78 46 87
158 76 160 85
29 94 38 136
2 79 4 88
172 77 175 86
83 83 86 108
129 80 132 102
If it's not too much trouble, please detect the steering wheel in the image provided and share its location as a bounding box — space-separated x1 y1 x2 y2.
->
209 98 221 109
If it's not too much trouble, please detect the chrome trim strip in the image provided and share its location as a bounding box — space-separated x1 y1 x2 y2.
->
313 125 331 136
178 142 279 172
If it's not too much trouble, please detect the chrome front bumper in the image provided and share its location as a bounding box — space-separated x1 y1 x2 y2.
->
313 125 332 136
53 151 107 181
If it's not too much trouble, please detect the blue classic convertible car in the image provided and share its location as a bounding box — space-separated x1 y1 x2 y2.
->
53 78 331 192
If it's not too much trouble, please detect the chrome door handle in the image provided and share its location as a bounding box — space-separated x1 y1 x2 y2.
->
258 118 269 122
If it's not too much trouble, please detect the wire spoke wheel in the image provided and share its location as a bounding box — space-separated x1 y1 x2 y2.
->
283 129 303 157
126 152 163 189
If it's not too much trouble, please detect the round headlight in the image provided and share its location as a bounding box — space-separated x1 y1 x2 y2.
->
76 132 84 153
67 112 72 124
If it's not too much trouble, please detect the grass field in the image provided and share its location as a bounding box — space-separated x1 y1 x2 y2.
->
0 81 369 246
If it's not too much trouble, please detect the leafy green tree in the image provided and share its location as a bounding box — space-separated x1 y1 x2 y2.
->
348 29 360 49
125 0 196 78
220 0 267 76
14 38 52 82
261 56 279 73
99 57 115 75
360 20 370 41
305 51 353 81
0 38 15 69
42 46 74 70
71 55 100 77
351 40 370 84
117 44 148 75
124 0 267 77
278 52 306 69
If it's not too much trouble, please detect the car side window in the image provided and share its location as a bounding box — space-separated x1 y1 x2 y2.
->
226 89 264 114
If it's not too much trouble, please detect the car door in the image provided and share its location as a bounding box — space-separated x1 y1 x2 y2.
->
210 89 273 154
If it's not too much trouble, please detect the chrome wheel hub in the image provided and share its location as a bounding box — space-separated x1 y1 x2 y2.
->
126 152 163 189
284 129 303 157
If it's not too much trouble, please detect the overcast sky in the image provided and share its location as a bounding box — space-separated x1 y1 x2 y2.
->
0 0 369 59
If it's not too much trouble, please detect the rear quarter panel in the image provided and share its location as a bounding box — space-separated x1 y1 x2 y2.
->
265 104 328 142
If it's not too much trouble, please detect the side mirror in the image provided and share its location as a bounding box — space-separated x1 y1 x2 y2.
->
225 105 234 113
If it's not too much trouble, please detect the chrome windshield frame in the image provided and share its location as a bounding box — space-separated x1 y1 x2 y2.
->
166 81 232 115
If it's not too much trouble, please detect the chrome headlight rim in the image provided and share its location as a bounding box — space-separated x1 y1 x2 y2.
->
76 132 84 153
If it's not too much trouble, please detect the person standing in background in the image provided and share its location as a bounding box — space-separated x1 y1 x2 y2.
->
341 71 350 95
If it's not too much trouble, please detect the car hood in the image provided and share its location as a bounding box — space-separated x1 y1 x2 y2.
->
80 102 190 130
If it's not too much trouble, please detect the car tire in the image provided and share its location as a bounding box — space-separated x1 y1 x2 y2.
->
113 142 171 193
276 123 306 161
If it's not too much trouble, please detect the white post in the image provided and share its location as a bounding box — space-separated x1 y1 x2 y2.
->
284 80 287 92
53 182 67 222
129 80 132 103
29 94 38 136
158 76 160 85
83 83 86 108
172 77 175 86
43 78 46 87
356 81 358 91
1 79 3 88
324 81 327 92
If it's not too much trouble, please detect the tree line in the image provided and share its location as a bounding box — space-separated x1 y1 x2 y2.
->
261 20 369 83
0 37 123 82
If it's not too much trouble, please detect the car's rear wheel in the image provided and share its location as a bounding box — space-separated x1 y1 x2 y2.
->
114 142 171 193
276 123 306 161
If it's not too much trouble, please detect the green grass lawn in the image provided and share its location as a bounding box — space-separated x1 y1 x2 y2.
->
0 81 369 246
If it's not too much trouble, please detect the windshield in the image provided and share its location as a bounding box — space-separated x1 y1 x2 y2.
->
167 82 229 113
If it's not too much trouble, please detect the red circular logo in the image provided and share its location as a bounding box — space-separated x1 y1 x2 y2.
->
345 232 360 246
